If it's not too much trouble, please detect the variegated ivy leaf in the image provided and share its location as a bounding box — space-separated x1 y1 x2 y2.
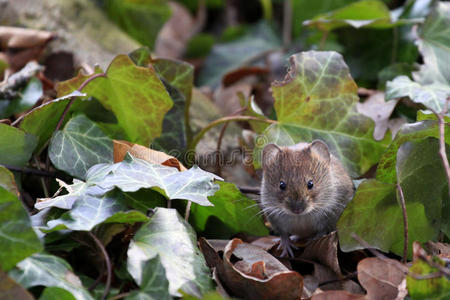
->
9 253 94 300
386 3 450 112
90 154 221 206
127 208 213 297
49 114 113 180
254 51 390 177
35 154 220 232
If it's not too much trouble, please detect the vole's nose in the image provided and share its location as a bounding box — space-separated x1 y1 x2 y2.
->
288 200 306 215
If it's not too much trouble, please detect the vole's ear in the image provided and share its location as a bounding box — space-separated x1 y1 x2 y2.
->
262 144 281 169
310 140 330 163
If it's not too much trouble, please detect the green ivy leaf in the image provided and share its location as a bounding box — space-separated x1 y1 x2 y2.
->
81 55 173 145
19 91 88 152
49 114 113 179
303 0 421 31
40 287 77 300
255 51 389 177
127 208 214 297
0 187 43 271
129 48 194 150
376 120 449 184
190 182 268 238
0 124 37 166
338 138 449 258
9 253 94 300
125 255 171 300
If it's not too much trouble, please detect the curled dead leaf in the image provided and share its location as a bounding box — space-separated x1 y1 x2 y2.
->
222 238 303 300
113 140 186 171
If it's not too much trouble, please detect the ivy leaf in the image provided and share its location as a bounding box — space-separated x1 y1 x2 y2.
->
151 79 187 152
198 22 280 87
0 166 19 195
386 76 449 113
303 0 421 31
40 287 77 300
125 255 171 300
90 154 220 206
128 48 194 151
49 114 113 179
81 55 173 145
338 138 449 257
416 2 450 88
19 91 87 152
104 0 171 49
376 120 449 184
0 187 43 271
0 77 43 118
44 190 129 232
127 208 214 297
9 253 94 300
0 124 37 166
255 51 389 177
190 182 268 238
386 3 450 112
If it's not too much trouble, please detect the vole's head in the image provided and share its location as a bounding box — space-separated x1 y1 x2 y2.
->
261 140 334 216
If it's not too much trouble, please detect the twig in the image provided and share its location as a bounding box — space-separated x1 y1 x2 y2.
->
429 100 450 197
396 179 408 263
107 293 130 300
239 186 261 194
185 200 192 221
319 31 329 50
215 107 247 176
187 116 276 153
88 232 112 300
1 164 56 177
33 156 49 197
283 0 292 49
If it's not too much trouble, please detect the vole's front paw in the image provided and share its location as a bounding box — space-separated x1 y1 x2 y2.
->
277 235 298 258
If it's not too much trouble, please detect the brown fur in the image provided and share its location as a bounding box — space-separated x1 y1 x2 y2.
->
261 140 354 243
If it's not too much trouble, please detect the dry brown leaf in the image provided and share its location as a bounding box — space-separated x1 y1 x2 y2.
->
0 271 34 300
356 92 398 140
213 82 252 116
0 26 54 71
357 257 406 300
113 140 187 171
301 231 342 276
155 2 195 59
251 235 279 252
216 238 303 300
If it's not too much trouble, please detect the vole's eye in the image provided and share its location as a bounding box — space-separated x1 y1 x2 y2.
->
279 181 286 190
307 180 314 190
